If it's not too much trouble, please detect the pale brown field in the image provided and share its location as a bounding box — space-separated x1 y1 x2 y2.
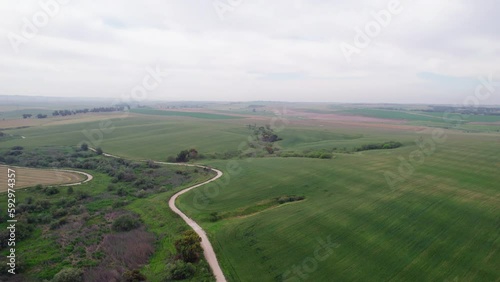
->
0 165 86 192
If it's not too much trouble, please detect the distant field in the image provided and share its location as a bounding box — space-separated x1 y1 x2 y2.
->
0 165 86 191
337 109 446 122
0 114 421 160
337 108 500 123
131 108 242 119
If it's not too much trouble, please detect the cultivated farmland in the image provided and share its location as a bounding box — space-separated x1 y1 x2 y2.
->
0 165 86 191
0 103 499 281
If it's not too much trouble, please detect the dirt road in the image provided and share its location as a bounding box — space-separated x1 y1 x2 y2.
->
88 149 227 281
156 162 227 282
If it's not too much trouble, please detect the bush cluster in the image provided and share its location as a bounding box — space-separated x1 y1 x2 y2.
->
112 215 141 232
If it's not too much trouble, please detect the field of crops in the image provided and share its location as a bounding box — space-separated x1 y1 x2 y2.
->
177 132 500 281
0 165 85 191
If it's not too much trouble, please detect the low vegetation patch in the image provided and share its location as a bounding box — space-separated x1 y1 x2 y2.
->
276 195 305 204
0 146 214 281
208 195 306 221
354 141 402 152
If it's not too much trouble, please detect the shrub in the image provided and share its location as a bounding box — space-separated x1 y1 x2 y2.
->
50 217 68 229
276 195 305 204
174 230 202 263
112 200 129 209
355 141 402 152
122 269 146 282
52 208 68 218
146 160 160 169
80 143 89 151
135 190 147 198
44 186 59 196
34 199 51 211
75 191 90 200
165 260 196 280
112 215 141 232
116 187 127 197
209 212 220 222
67 186 74 194
53 267 83 282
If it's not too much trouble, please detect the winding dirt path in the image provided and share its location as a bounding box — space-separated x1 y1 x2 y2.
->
88 148 227 281
155 162 227 282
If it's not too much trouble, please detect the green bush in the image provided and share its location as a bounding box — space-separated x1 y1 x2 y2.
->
44 186 59 196
52 267 83 282
174 230 202 263
52 208 68 218
164 260 196 281
276 195 305 204
112 215 141 232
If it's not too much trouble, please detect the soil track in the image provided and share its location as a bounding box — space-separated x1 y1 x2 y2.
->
90 148 227 282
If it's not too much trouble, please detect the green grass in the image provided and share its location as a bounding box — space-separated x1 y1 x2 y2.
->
0 115 252 159
131 108 242 120
177 132 500 281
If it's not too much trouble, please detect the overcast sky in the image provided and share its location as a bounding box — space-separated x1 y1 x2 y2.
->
0 0 499 104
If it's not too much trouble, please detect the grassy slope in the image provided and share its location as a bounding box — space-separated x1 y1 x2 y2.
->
177 132 500 281
0 115 251 160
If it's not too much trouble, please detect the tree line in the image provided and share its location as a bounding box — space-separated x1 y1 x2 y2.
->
21 106 128 119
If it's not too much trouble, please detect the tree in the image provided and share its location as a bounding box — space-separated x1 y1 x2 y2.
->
188 148 198 159
165 260 196 280
80 143 88 151
95 147 103 155
175 150 190 162
174 230 202 263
